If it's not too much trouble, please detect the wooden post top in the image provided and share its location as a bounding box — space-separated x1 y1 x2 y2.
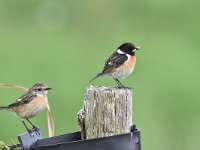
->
78 85 133 140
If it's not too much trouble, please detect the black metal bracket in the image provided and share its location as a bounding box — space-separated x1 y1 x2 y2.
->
16 125 141 150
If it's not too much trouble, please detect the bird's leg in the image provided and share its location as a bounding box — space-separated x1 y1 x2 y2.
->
114 79 133 89
26 119 38 130
22 120 32 133
117 79 126 88
114 78 121 88
26 119 40 135
114 79 125 88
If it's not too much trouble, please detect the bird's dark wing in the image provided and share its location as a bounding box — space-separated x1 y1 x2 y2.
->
8 93 37 107
102 52 128 74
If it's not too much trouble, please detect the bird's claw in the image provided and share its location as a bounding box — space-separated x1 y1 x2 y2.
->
27 127 40 137
125 86 133 90
115 86 123 89
27 128 35 137
32 126 40 136
115 86 133 90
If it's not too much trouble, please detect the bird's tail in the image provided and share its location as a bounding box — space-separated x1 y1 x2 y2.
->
90 73 103 82
0 106 8 110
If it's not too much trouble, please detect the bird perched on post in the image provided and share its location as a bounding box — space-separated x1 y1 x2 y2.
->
90 42 140 88
0 83 51 133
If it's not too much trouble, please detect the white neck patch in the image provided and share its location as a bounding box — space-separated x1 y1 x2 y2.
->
117 49 125 54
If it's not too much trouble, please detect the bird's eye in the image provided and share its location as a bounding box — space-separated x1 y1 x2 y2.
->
37 88 42 91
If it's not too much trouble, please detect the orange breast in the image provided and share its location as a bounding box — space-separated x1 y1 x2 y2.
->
12 96 48 119
123 55 136 70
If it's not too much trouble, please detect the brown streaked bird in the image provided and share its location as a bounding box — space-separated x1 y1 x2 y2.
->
90 43 140 88
0 83 51 132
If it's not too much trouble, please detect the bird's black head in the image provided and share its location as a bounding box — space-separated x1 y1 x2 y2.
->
117 43 139 56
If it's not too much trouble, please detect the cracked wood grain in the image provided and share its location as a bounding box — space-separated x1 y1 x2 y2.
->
78 85 133 140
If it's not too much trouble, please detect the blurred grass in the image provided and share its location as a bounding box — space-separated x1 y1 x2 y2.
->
0 0 199 150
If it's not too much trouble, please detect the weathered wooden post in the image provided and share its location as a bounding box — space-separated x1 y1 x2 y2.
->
78 85 133 140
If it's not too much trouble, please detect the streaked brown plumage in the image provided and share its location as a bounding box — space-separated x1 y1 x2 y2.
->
0 83 51 132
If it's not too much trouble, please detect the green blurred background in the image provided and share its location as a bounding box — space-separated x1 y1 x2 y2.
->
0 0 199 149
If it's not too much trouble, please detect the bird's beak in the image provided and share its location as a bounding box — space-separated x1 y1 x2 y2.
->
133 46 140 52
46 87 52 90
135 46 140 50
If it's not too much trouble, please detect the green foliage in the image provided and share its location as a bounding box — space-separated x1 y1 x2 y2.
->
0 141 9 150
0 141 21 150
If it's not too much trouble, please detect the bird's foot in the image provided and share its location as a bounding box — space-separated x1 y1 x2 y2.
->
115 86 123 89
115 86 133 90
27 127 40 137
27 128 35 137
32 126 40 136
125 86 133 90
